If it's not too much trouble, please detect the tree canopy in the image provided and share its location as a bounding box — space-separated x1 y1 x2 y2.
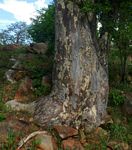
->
28 4 55 52
0 22 31 45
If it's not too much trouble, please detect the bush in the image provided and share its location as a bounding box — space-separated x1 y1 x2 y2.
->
34 84 51 97
109 88 124 106
0 113 6 122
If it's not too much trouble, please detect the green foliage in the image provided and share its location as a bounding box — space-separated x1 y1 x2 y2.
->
80 0 111 13
114 83 132 93
28 4 55 54
21 53 53 97
0 87 8 115
32 79 51 97
21 54 53 78
0 113 6 122
109 88 124 106
109 124 128 141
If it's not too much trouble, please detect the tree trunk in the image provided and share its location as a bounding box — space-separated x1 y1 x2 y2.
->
34 0 109 132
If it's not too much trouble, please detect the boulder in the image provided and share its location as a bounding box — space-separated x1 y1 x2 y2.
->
62 138 84 150
29 42 48 54
53 125 78 139
5 60 21 83
14 77 35 103
35 133 58 150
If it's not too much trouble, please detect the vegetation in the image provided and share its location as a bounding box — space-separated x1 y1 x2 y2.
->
28 4 55 54
109 88 124 106
0 22 31 45
0 0 131 149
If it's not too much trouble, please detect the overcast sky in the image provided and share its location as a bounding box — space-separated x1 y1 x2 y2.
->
0 0 53 30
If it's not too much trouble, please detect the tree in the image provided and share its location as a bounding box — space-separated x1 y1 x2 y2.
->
28 4 55 52
0 22 31 45
34 0 109 132
97 0 132 82
111 1 132 82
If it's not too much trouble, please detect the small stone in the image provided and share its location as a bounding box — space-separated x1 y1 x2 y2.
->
62 138 84 150
53 125 78 139
35 133 58 150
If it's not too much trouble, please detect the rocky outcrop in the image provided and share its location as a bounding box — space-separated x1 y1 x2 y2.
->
29 42 48 54
4 42 52 112
14 77 35 103
53 125 78 139
5 60 21 83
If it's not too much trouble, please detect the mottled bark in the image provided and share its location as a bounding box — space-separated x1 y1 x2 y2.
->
34 0 109 132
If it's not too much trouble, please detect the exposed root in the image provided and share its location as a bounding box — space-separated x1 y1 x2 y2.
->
6 100 35 114
16 131 47 150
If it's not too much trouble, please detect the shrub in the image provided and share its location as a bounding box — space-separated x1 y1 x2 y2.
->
109 88 124 106
109 124 128 141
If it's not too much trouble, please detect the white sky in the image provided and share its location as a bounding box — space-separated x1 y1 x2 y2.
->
0 0 52 29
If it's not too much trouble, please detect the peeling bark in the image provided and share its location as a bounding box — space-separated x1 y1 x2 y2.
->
34 0 109 133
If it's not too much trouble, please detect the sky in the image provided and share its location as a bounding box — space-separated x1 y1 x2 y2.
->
0 0 53 30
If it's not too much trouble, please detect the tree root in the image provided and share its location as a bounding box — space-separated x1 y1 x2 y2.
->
16 131 47 150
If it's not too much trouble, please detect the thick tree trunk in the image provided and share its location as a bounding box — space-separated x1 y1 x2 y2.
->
34 0 109 132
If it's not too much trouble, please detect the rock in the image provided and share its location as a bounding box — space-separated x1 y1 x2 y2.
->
14 77 35 103
29 42 48 54
53 125 78 139
6 100 35 113
35 133 57 150
62 138 84 150
5 60 20 83
12 70 27 81
108 141 129 150
122 93 132 115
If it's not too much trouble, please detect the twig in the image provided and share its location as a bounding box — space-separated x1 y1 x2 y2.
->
16 131 47 150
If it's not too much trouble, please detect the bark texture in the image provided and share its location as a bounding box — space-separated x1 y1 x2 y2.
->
34 0 109 132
